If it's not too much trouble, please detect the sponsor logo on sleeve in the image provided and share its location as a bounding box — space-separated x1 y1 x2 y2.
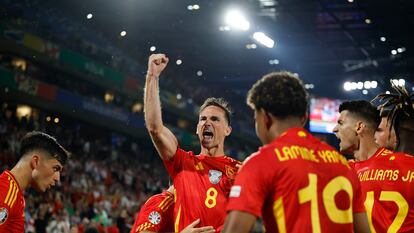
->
148 211 161 225
229 185 241 197
0 207 8 225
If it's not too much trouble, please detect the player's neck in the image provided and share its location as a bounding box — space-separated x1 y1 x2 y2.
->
269 120 303 142
354 137 379 161
10 162 31 191
397 140 414 156
200 146 225 157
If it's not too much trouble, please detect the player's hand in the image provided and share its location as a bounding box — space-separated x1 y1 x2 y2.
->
147 54 169 78
180 219 215 233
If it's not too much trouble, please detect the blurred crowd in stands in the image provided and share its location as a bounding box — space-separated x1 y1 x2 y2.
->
0 0 256 138
0 104 170 233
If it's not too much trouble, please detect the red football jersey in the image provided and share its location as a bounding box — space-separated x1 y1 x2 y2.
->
227 128 365 233
130 190 174 233
163 148 240 232
0 170 25 233
352 147 414 233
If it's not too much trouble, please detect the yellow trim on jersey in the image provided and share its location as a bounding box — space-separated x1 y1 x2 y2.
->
9 184 19 208
175 205 182 232
273 197 287 233
158 194 174 209
160 196 174 211
4 176 13 205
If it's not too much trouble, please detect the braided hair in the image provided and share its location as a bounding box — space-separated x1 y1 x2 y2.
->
372 80 414 147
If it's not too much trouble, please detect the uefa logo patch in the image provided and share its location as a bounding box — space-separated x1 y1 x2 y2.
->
0 207 8 225
209 170 222 184
148 211 161 225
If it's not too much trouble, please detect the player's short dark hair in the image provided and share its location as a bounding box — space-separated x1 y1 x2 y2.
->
199 97 232 125
20 131 69 165
339 100 381 131
246 71 308 118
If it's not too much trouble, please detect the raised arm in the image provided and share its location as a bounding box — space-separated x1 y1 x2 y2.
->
144 54 178 161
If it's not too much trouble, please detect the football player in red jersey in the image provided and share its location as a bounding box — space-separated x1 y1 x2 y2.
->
223 72 370 233
131 186 215 233
143 54 241 232
334 98 414 232
374 109 397 150
0 131 69 232
375 83 414 156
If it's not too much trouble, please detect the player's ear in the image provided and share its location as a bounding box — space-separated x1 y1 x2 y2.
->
225 125 232 136
355 121 365 135
30 154 40 170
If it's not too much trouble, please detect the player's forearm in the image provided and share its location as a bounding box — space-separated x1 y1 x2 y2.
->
144 74 164 134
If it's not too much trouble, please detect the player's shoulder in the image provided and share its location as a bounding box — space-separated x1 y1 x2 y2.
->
0 171 12 193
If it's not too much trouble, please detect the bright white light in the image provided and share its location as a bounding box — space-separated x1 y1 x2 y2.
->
176 93 182 100
197 70 203 76
391 50 397 55
344 82 352 91
120 31 127 37
87 13 93 19
225 10 250 31
412 87 414 91
380 37 386 42
347 0 354 2
351 82 358 90
251 44 257 49
371 81 378 88
364 81 371 89
397 47 406 53
365 19 372 24
357 82 364 90
187 5 193 10
386 91 390 94
193 4 200 10
305 84 314 89
362 90 368 95
253 32 274 48
399 79 405 86
150 46 156 52
176 59 182 65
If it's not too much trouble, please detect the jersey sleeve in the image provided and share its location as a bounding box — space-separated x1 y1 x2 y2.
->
226 152 271 218
0 177 13 230
130 194 173 233
162 148 187 179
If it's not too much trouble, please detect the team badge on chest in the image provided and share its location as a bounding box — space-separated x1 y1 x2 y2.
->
208 170 222 184
0 207 8 225
148 211 161 225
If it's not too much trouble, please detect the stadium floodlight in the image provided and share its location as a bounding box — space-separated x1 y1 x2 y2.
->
253 32 274 48
176 59 182 65
362 90 368 95
380 37 386 42
193 5 200 10
197 70 203 76
399 79 405 86
150 46 156 52
357 82 364 90
351 82 358 90
364 81 371 89
225 10 250 31
120 31 127 37
371 81 378 88
344 82 352 91
87 13 93 19
391 50 397 55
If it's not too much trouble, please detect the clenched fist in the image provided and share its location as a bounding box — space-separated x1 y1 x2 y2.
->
147 53 169 78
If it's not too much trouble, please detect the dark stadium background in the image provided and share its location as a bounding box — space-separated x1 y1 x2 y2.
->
0 0 413 232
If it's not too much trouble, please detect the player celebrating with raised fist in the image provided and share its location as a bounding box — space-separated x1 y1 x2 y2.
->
143 54 240 232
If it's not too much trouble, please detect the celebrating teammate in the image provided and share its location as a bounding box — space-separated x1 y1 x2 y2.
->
223 72 369 233
334 98 414 232
0 131 69 232
143 54 240 232
374 109 397 150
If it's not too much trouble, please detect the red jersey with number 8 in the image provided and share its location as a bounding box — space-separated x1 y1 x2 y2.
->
163 148 240 232
351 148 414 233
227 128 365 233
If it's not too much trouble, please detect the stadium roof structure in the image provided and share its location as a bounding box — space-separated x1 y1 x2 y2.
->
41 0 414 98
